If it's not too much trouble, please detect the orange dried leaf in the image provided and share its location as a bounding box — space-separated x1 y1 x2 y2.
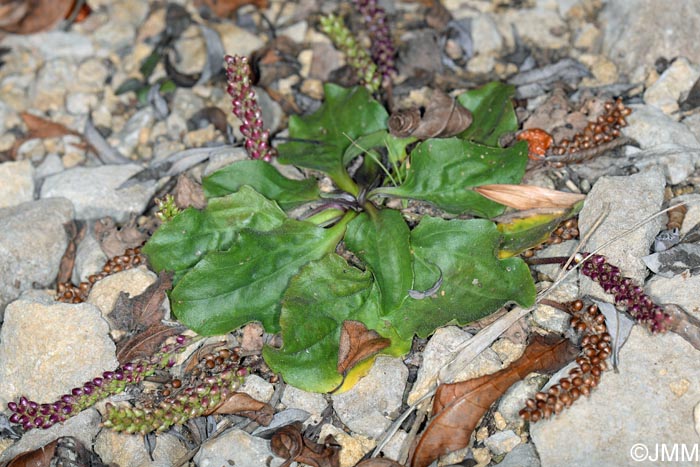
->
517 128 553 160
0 0 73 34
337 320 390 375
411 336 578 467
194 0 268 17
475 184 585 210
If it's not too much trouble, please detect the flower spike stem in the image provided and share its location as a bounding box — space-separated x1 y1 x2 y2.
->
353 0 397 85
319 14 382 93
7 334 199 432
225 55 277 162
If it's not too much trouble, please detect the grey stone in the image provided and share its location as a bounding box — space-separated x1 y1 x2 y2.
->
2 31 94 60
500 8 569 50
531 280 577 334
280 385 328 425
0 160 34 208
497 374 549 426
647 273 700 317
72 227 108 284
644 57 700 115
0 293 117 408
498 443 541 467
532 240 578 280
238 374 275 403
94 430 187 467
202 147 248 177
256 87 283 134
642 243 700 278
40 164 156 222
0 409 101 465
623 105 700 185
111 108 155 158
30 59 77 112
170 88 206 121
682 113 700 142
193 428 285 467
0 198 73 312
213 23 265 60
93 20 136 51
66 92 99 115
484 430 521 456
602 0 700 78
34 153 64 180
408 326 503 405
332 356 408 438
471 13 504 56
578 168 666 300
531 327 700 466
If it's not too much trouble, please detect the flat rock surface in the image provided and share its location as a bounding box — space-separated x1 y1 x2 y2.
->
531 326 700 466
0 198 73 313
578 168 666 299
0 293 118 408
193 428 285 467
40 164 155 222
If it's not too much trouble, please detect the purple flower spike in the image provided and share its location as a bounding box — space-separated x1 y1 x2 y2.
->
71 388 83 397
61 405 73 415
61 394 74 404
9 413 20 424
92 377 103 387
123 363 134 372
19 396 28 408
176 335 186 345
7 401 17 412
353 0 397 82
103 371 114 380
225 55 277 162
114 371 124 381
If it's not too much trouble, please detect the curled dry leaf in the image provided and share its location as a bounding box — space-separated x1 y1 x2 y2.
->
270 422 341 467
0 0 73 34
10 112 84 159
7 436 107 467
94 216 149 258
337 320 391 375
56 220 85 284
474 184 585 210
388 90 472 139
209 392 274 426
411 335 578 467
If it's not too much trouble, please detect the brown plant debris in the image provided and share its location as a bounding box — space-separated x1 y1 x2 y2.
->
337 320 391 375
411 335 579 467
475 184 585 211
0 0 73 34
270 422 341 467
388 89 472 139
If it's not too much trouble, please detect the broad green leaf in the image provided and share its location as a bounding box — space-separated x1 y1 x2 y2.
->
456 82 518 146
345 210 413 315
170 216 350 335
263 254 410 393
341 130 389 166
143 186 287 276
497 201 584 258
203 160 320 210
371 138 528 218
277 84 388 194
391 217 536 340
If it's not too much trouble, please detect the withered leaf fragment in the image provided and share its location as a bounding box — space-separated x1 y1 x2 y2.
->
337 320 391 375
209 392 274 426
0 0 73 34
388 90 472 139
475 184 585 210
194 0 268 17
411 335 578 467
270 422 341 467
355 460 405 467
56 221 85 284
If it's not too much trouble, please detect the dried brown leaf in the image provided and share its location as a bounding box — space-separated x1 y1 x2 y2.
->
270 422 341 467
209 392 274 426
0 0 73 34
411 335 578 467
7 438 56 467
10 112 84 159
174 174 207 210
116 322 183 365
474 184 585 210
194 0 267 17
388 90 472 139
56 221 85 284
111 271 173 333
337 320 391 375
